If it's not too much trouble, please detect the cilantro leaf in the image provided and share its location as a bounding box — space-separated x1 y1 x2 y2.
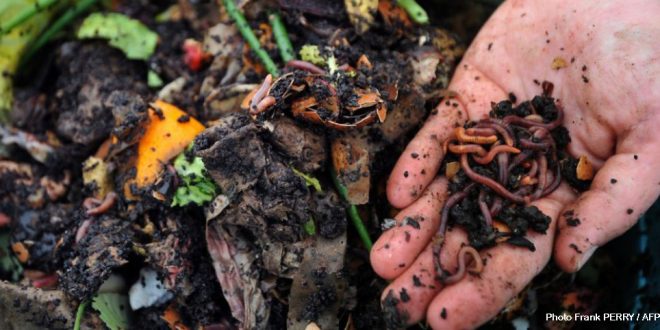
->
91 293 132 330
77 13 158 60
171 151 217 207
291 167 322 192
0 230 23 282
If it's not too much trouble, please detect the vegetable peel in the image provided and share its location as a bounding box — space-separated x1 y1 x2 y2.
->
134 101 204 188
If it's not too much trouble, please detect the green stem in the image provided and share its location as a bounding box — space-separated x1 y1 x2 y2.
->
331 168 373 251
74 300 89 330
222 0 279 77
21 0 100 66
268 12 295 63
397 0 429 25
0 0 59 35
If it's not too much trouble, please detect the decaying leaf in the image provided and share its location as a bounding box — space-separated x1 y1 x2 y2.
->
83 156 112 198
576 155 594 180
331 136 370 205
344 0 378 34
445 161 461 180
287 234 347 329
552 57 568 70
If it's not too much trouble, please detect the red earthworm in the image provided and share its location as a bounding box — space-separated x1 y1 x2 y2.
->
255 95 276 114
504 105 564 130
519 138 551 150
249 74 273 113
286 60 326 74
0 212 10 227
527 159 539 177
472 145 521 164
455 127 498 144
497 152 508 184
489 196 502 216
441 245 484 285
86 191 117 216
461 154 525 203
75 219 92 243
530 126 550 139
531 155 548 200
478 190 493 227
438 183 476 236
448 143 487 156
478 120 515 146
434 183 476 281
32 273 58 289
508 150 533 171
542 165 562 196
466 127 497 136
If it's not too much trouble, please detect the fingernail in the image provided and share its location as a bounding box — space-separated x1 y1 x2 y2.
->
576 246 597 270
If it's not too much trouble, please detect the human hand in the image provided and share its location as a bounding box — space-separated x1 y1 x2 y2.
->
370 0 660 328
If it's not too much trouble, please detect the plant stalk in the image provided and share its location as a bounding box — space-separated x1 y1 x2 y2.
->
222 0 279 76
268 12 295 62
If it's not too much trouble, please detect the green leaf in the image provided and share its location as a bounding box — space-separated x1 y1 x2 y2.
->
0 0 56 122
327 55 338 75
91 293 132 330
147 70 163 88
77 12 158 60
299 45 325 66
291 167 322 193
303 218 316 236
171 150 217 207
0 229 23 282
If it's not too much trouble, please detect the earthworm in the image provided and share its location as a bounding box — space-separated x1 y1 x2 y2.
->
466 127 497 136
249 74 273 113
0 212 10 227
519 139 551 150
255 95 276 114
478 190 493 227
531 155 548 200
542 165 562 196
508 150 533 171
86 191 117 216
478 120 515 146
503 104 563 130
472 145 521 164
286 60 326 74
497 152 508 184
530 126 551 140
434 183 476 281
441 246 484 285
526 159 539 178
438 183 476 236
460 154 525 203
454 127 498 144
448 143 487 156
489 196 502 216
75 219 92 243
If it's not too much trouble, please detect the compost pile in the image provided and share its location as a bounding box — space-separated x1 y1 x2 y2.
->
0 0 465 329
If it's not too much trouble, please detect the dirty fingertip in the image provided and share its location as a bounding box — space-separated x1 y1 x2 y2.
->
387 139 443 208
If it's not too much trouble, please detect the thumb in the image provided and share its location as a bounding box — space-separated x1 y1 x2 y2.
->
387 62 509 208
554 121 660 272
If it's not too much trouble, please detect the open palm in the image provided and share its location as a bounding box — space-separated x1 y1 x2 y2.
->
370 0 660 328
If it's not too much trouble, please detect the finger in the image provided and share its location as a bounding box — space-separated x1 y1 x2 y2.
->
554 136 660 272
387 63 508 209
371 178 447 280
426 185 576 329
380 226 469 326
